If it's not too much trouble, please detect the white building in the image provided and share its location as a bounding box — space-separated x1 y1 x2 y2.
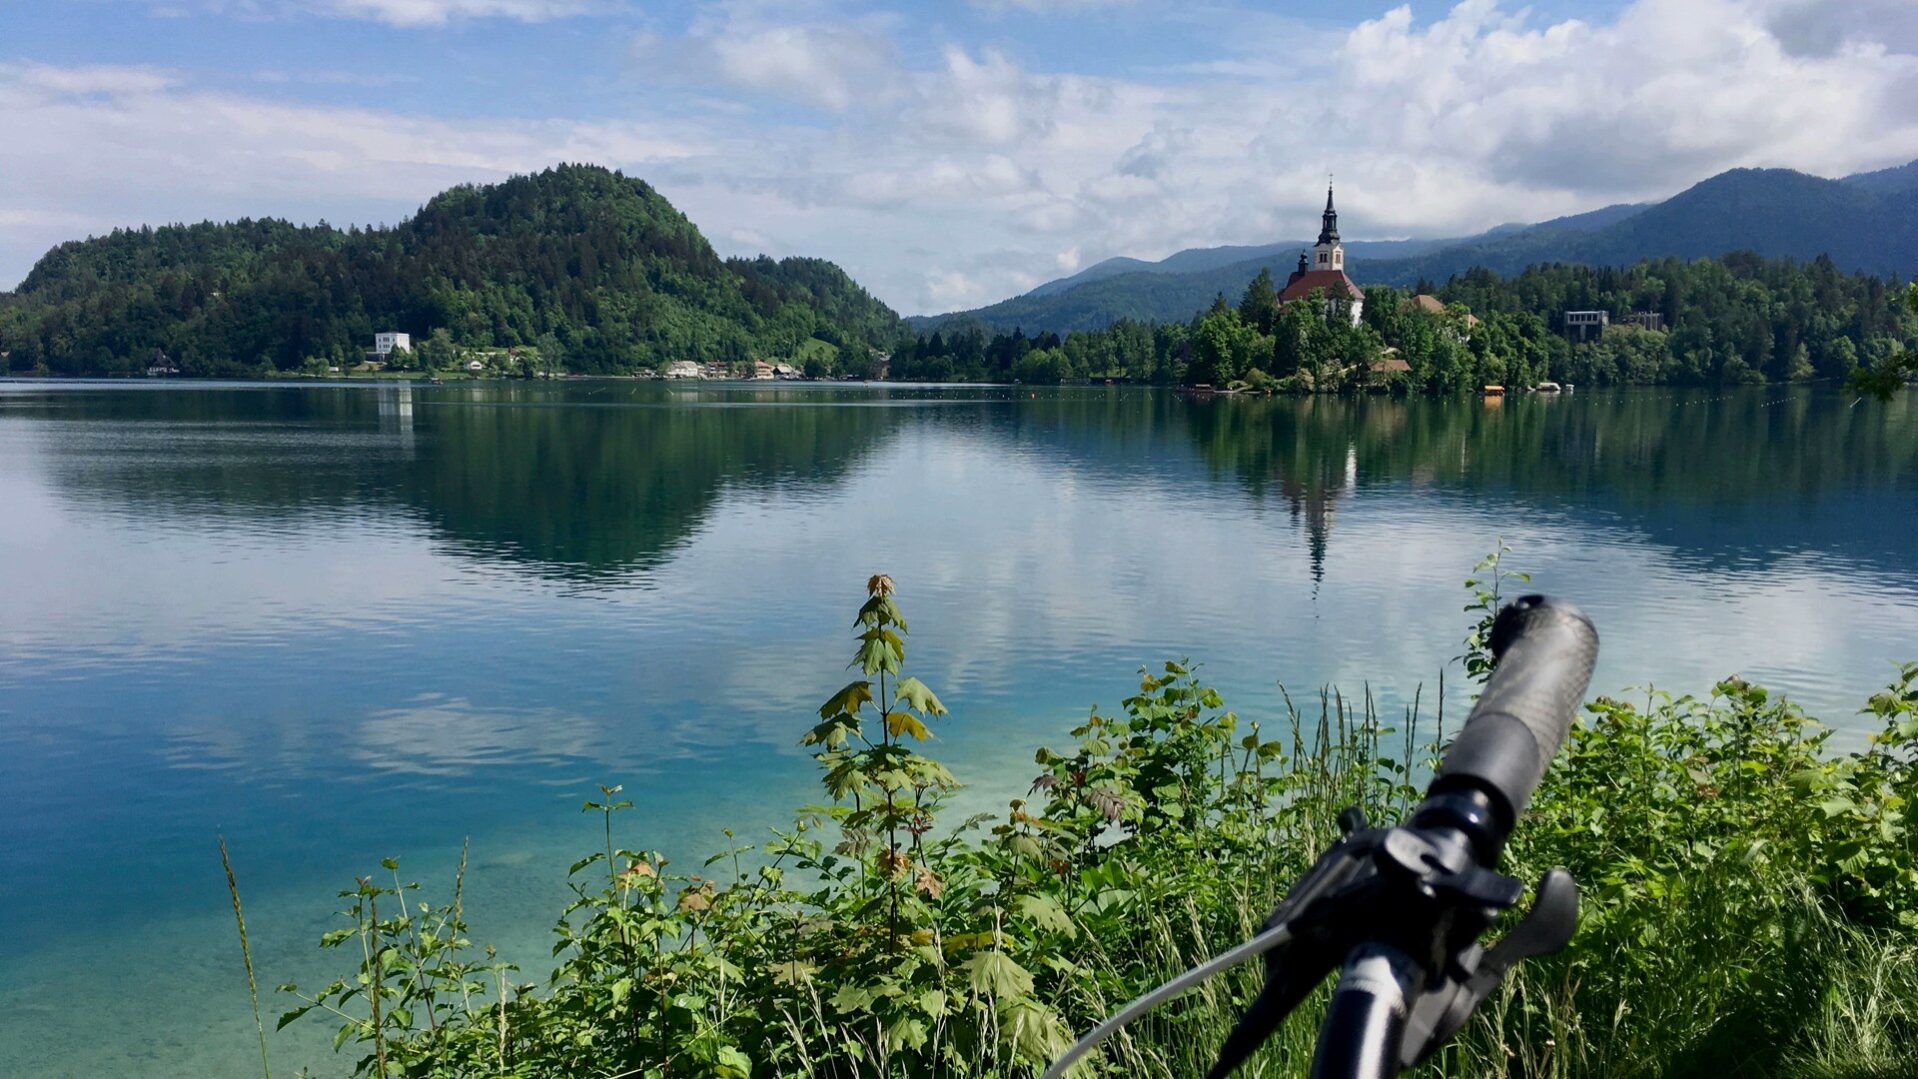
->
1564 311 1610 341
666 360 703 379
1278 186 1364 327
373 332 412 356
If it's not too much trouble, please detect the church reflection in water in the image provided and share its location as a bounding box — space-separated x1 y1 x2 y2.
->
1280 441 1356 589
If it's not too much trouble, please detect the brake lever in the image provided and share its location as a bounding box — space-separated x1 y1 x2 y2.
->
1399 868 1580 1068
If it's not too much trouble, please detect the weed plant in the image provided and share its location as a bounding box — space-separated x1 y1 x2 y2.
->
264 567 1918 1078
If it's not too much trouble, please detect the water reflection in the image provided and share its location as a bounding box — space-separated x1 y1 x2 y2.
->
354 695 606 776
410 388 897 579
2 381 1915 1079
7 383 1911 592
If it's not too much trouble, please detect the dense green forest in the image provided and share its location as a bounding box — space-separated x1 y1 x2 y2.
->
892 254 1918 391
0 165 904 377
5 164 1912 392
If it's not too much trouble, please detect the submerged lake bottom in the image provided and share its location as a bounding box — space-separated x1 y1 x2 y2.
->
0 380 1913 1076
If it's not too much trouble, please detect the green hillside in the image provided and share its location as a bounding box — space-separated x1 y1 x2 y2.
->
0 164 905 377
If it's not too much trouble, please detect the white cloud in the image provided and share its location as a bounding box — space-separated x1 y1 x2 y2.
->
198 0 599 25
611 0 1918 311
316 0 594 24
6 0 1918 314
967 0 1136 13
631 6 903 112
0 63 708 286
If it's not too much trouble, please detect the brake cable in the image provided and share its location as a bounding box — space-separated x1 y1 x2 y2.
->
1041 920 1296 1079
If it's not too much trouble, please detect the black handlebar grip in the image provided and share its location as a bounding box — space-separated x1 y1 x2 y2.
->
1431 595 1598 831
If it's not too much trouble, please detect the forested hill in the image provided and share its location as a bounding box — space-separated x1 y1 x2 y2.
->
0 164 906 377
917 161 1918 334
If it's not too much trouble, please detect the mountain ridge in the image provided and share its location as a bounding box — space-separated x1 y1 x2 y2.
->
915 160 1918 334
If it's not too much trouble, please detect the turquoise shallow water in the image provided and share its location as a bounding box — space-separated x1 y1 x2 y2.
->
0 380 1914 1076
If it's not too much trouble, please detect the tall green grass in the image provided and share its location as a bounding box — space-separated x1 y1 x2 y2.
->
257 569 1918 1078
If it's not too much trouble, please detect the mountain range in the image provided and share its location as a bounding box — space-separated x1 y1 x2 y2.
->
915 160 1918 334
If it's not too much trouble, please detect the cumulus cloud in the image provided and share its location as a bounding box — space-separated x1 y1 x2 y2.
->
0 63 707 285
7 0 1918 314
613 0 1918 310
320 0 594 24
197 0 599 25
968 0 1136 12
634 22 900 111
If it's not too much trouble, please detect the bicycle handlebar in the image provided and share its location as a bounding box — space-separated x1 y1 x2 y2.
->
1050 595 1599 1079
1429 595 1598 835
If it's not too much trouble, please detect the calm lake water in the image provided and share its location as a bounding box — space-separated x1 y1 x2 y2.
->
1 380 1914 1076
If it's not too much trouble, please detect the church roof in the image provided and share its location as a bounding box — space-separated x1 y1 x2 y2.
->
1279 269 1364 303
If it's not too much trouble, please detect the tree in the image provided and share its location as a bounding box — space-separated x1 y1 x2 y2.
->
1849 283 1918 400
1189 301 1260 386
417 328 457 371
534 331 565 375
1239 268 1278 335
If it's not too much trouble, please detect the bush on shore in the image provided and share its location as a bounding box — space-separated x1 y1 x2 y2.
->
270 567 1918 1078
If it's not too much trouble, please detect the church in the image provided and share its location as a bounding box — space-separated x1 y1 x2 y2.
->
1279 185 1365 326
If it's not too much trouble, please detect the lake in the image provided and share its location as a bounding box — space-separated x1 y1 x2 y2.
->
1 380 1914 1076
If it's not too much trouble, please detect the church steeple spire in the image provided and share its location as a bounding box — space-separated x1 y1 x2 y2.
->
1311 180 1344 271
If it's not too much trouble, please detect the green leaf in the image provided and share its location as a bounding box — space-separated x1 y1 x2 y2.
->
1014 894 1077 938
855 633 902 675
894 676 947 716
819 680 874 719
886 1015 929 1052
831 983 880 1014
961 950 1035 998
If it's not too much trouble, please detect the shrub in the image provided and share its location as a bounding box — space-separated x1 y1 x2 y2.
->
271 574 1918 1078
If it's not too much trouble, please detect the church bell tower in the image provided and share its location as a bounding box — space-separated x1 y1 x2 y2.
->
1312 184 1344 272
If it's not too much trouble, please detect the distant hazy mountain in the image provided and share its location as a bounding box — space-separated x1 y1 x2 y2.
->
914 160 1918 334
1026 236 1466 298
1843 159 1918 195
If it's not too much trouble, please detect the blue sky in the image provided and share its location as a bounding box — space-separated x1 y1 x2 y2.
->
4 0 1917 312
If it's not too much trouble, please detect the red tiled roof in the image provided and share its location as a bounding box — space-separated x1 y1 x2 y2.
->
1279 269 1364 303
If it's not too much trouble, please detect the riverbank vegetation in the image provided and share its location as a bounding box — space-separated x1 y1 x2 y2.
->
257 562 1918 1078
891 262 1918 393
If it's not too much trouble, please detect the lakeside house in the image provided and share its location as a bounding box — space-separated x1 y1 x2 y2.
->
666 360 702 379
1564 310 1609 341
366 331 411 366
1369 348 1411 375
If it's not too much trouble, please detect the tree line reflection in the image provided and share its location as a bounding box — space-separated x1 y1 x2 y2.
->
11 383 1914 586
